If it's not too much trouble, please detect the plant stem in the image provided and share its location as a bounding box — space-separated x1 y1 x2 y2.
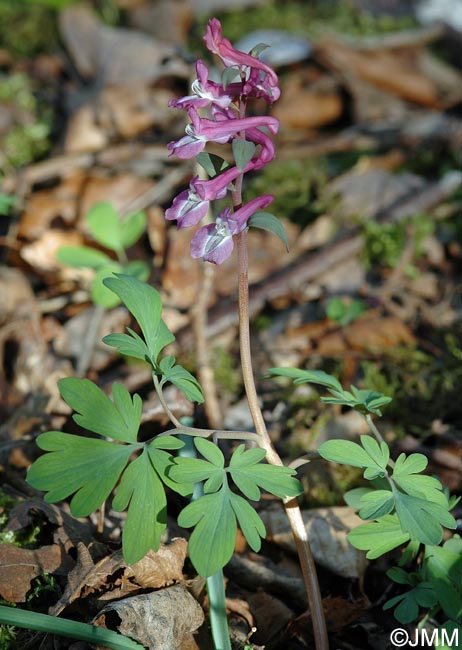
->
365 414 395 468
179 434 231 650
236 230 329 650
152 373 182 428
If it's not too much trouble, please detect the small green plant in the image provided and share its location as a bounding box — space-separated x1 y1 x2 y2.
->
57 202 149 308
268 367 459 637
326 296 366 326
27 275 301 572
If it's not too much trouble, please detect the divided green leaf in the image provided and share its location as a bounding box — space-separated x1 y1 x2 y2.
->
357 489 394 519
268 368 391 416
268 367 342 392
103 274 175 364
229 444 302 500
172 439 301 575
348 514 410 559
318 436 389 479
159 356 204 403
177 485 238 576
393 489 457 546
112 448 167 564
58 378 141 443
383 581 437 624
248 212 289 250
27 431 134 516
425 541 462 621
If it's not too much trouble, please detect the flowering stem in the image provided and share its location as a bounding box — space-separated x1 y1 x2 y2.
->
236 229 329 650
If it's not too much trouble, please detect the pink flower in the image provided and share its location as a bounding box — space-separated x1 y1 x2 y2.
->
204 18 280 102
165 186 209 229
168 60 237 111
190 194 274 264
167 107 279 160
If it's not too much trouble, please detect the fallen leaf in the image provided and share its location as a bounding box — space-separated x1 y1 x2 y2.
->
274 78 343 130
326 168 426 220
59 6 188 85
0 543 73 603
93 584 204 650
64 84 175 154
18 172 86 239
289 595 369 635
51 538 188 615
318 38 441 107
247 590 294 644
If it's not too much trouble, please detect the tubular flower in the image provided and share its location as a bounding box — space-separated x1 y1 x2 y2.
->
168 60 237 111
204 18 280 102
190 195 274 265
166 18 281 264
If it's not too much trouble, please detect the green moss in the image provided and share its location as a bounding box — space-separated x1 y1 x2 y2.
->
0 1 61 59
195 0 417 47
361 213 434 271
0 489 42 549
245 157 330 225
360 334 462 436
0 624 17 650
0 74 51 170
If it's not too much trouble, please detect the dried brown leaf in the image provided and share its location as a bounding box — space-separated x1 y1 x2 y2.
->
93 584 204 650
0 543 73 603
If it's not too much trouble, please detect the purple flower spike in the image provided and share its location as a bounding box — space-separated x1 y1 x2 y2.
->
166 18 281 264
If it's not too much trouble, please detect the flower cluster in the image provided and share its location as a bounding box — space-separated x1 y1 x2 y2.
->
166 18 280 264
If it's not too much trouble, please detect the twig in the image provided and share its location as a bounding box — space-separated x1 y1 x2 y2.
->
76 305 105 377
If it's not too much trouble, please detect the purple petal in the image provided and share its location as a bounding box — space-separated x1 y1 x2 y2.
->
167 134 206 159
165 189 209 228
190 221 234 265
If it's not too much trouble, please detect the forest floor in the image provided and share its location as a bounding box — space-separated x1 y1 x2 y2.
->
0 1 461 649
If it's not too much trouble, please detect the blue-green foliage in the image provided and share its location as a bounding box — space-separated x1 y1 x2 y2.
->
27 275 302 575
57 202 149 307
268 367 456 554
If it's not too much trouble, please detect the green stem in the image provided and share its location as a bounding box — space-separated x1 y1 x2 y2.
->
365 414 395 468
0 606 143 650
161 426 261 443
152 373 183 428
236 229 329 650
179 434 231 650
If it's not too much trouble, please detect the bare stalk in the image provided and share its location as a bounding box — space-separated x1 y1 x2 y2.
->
236 230 329 650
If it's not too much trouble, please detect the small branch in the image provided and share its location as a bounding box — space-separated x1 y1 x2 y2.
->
76 305 105 377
